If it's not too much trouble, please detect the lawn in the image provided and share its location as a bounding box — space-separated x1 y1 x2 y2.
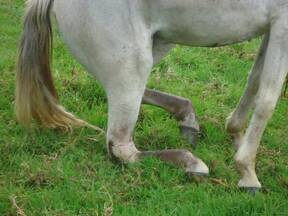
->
0 0 287 215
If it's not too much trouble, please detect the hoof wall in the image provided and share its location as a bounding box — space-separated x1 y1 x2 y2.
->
240 187 261 195
187 172 208 183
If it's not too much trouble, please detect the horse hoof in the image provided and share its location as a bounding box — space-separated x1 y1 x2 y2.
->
188 172 209 177
242 187 261 195
187 172 208 182
180 125 199 147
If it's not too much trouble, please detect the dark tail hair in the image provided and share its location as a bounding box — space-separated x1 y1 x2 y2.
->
16 0 101 131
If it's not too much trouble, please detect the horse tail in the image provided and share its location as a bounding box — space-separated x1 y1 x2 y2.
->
16 0 101 131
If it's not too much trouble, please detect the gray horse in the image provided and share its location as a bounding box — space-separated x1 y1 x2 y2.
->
16 0 288 191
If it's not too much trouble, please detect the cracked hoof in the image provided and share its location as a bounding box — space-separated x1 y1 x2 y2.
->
180 125 199 147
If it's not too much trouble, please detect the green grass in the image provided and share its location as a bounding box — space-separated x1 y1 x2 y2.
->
1 1 288 215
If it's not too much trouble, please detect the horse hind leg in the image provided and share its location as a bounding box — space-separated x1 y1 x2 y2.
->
226 34 269 149
142 88 200 146
152 38 174 65
105 46 208 177
105 50 153 163
52 0 208 177
234 17 288 190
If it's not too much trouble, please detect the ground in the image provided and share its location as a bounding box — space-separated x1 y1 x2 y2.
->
0 0 288 215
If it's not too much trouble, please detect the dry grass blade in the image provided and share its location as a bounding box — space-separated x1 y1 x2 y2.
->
104 205 113 216
210 178 228 187
10 196 27 216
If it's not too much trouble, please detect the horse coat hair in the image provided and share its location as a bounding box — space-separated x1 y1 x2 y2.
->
16 0 288 190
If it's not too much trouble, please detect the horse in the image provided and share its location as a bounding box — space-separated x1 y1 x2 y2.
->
16 0 288 192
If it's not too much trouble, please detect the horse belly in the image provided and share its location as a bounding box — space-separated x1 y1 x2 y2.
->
154 0 270 46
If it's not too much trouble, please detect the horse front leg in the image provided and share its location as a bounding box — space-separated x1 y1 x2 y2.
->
234 16 288 191
226 34 269 149
142 88 200 146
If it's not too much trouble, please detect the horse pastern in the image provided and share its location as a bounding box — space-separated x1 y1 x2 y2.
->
108 140 140 163
180 125 199 147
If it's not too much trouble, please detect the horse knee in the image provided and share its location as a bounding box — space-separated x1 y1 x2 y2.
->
174 99 194 120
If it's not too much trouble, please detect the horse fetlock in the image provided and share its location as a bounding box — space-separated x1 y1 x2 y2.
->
108 141 140 163
175 100 195 121
231 132 245 150
225 111 246 134
180 113 200 131
180 113 200 146
235 153 254 170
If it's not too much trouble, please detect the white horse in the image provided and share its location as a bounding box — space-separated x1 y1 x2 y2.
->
16 0 288 192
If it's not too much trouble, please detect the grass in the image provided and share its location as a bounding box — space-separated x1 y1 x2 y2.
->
0 0 288 215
